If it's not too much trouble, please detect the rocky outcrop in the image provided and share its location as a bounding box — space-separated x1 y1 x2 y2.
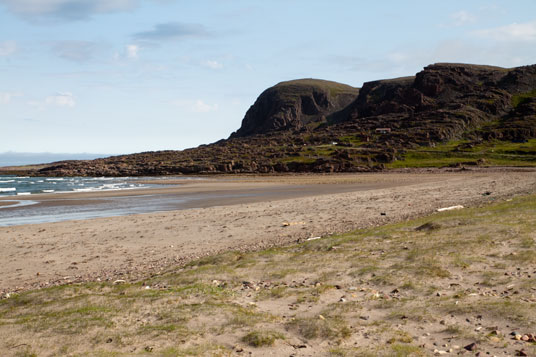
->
230 79 359 138
3 63 536 177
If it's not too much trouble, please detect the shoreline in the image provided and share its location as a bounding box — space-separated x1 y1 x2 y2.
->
1 171 535 295
0 174 442 226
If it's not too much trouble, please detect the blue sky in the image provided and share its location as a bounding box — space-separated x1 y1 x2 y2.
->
1 0 535 155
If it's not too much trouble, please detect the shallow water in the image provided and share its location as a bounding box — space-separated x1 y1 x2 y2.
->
0 175 212 226
0 175 166 196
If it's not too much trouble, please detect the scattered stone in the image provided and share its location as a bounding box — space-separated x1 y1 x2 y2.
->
113 279 126 285
516 350 528 356
437 205 464 212
318 315 325 320
416 222 441 231
464 342 477 351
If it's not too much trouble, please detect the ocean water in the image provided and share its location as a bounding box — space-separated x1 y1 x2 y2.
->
0 175 161 196
0 175 209 226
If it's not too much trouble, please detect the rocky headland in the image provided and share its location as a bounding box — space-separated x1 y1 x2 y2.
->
3 63 536 176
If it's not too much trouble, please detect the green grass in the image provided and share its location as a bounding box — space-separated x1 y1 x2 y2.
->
241 330 285 347
388 139 536 168
512 89 536 108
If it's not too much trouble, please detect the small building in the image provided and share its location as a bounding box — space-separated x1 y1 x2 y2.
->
375 128 391 134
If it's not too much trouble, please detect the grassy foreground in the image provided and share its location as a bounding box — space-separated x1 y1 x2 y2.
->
1 195 536 356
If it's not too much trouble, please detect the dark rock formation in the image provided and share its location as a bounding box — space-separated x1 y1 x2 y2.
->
3 63 536 177
230 79 359 138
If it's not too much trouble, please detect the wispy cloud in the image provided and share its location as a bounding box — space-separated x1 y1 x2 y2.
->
0 40 17 56
29 92 76 109
474 20 536 42
133 22 209 41
51 40 98 62
201 60 223 70
0 0 138 21
126 44 139 59
450 10 476 27
192 99 218 113
172 99 219 113
0 91 22 104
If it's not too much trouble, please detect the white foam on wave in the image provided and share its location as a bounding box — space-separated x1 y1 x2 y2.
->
17 176 30 179
17 192 31 196
74 188 96 192
0 188 16 192
0 199 38 209
46 178 64 181
0 180 15 183
42 190 55 193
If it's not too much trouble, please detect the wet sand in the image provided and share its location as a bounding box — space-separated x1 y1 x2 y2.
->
1 171 535 294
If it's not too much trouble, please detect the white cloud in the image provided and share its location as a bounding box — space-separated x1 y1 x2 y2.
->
474 21 536 42
192 99 218 113
126 44 139 59
0 0 138 21
0 41 17 56
450 10 476 27
201 60 223 70
29 92 76 109
1 92 14 104
0 92 22 104
46 92 75 107
172 99 219 113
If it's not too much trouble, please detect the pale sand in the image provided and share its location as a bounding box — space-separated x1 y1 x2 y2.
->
1 171 535 294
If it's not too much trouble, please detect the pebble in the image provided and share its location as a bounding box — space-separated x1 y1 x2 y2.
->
464 342 477 351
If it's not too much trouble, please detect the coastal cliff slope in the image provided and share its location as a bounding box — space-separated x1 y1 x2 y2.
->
3 63 536 176
230 79 359 138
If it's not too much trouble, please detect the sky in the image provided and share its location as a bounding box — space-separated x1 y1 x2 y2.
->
1 0 536 155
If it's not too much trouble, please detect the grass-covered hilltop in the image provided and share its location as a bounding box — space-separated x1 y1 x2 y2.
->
4 62 536 176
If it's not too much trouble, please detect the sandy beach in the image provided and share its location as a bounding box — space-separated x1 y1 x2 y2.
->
1 170 535 295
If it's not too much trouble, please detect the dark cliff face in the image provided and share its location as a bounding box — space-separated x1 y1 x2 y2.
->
343 63 536 145
230 79 359 138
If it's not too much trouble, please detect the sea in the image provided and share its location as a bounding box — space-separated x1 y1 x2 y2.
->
0 175 158 196
0 175 203 226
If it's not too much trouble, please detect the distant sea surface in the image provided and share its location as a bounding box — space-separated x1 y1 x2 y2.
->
0 175 161 196
0 152 108 167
